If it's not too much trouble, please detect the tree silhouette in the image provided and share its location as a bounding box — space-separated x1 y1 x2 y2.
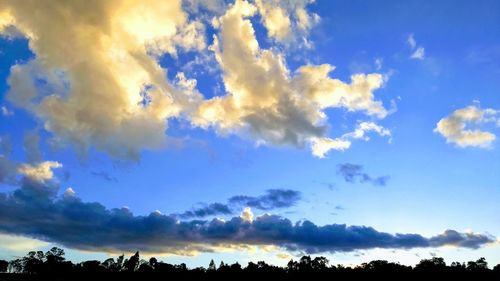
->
208 259 216 271
0 260 8 273
0 246 499 279
123 251 140 272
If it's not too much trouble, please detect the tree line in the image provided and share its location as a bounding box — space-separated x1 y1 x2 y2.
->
0 247 499 280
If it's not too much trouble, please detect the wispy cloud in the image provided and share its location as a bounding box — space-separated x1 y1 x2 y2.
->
337 163 390 186
410 47 425 60
407 34 425 60
91 171 118 183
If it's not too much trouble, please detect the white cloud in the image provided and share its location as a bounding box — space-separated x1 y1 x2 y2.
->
435 104 499 148
17 161 62 183
240 207 254 222
1 0 206 160
407 34 425 60
191 1 389 158
407 34 417 49
374 58 383 70
254 0 319 43
1 0 391 159
64 187 76 198
311 137 351 158
410 47 425 60
1 106 13 116
311 121 391 158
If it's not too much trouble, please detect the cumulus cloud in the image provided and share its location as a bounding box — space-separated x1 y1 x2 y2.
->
192 1 389 158
253 0 319 43
17 161 62 183
0 182 494 255
1 0 206 160
1 0 390 159
434 104 499 148
337 163 390 186
179 189 301 219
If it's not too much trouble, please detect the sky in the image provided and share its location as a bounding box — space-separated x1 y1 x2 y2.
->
0 0 499 268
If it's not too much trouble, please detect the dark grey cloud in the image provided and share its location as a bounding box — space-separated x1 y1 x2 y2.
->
0 181 494 255
228 189 301 210
179 189 302 219
0 136 17 184
178 203 232 219
91 171 118 183
337 163 390 186
23 129 42 164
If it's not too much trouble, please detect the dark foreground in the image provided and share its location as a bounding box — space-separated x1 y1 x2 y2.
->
0 247 499 280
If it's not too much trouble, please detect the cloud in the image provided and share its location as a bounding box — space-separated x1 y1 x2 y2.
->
0 182 494 255
337 163 390 186
228 189 301 210
1 0 206 160
0 136 17 184
407 34 417 49
17 161 62 183
410 47 425 60
1 0 390 160
91 171 118 183
253 0 319 43
434 104 499 148
23 129 42 163
1 105 13 116
189 0 389 158
407 34 425 60
311 121 391 158
179 189 301 219
179 203 233 219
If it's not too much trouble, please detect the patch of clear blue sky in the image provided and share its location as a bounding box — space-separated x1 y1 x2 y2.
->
1 0 499 265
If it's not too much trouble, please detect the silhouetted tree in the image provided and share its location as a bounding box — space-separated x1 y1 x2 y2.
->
45 247 65 264
467 257 488 272
148 257 158 269
0 259 8 273
415 257 447 272
208 259 216 271
0 246 497 279
8 258 23 273
23 251 44 274
80 260 104 273
123 251 140 272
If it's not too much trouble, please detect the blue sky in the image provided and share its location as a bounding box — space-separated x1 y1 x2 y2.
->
0 0 499 267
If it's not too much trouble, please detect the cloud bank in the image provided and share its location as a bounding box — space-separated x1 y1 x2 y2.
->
0 181 494 255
